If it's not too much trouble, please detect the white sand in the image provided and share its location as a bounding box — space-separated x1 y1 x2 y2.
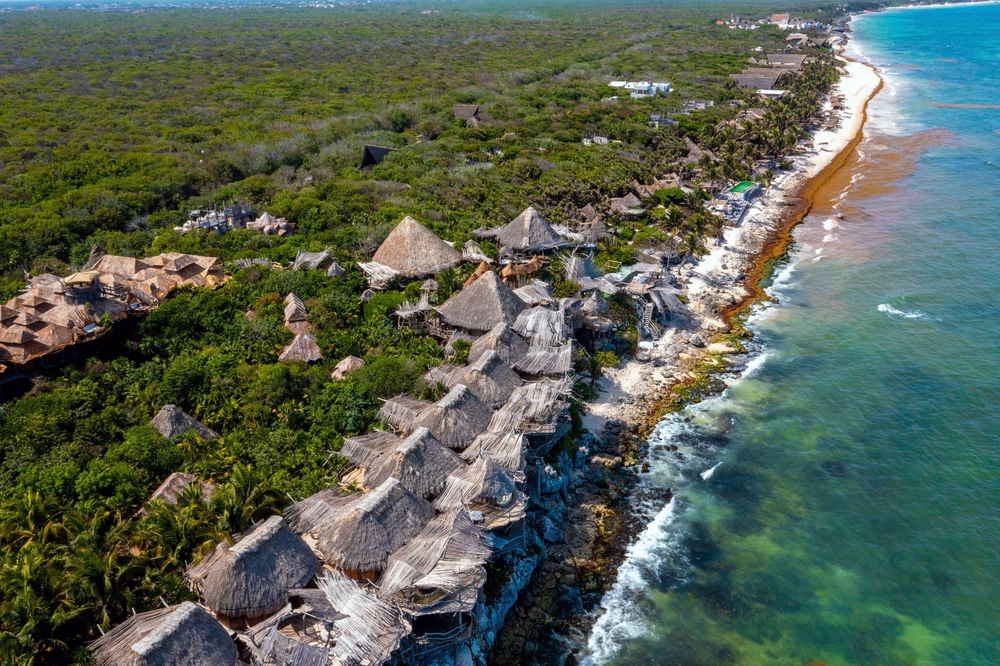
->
586 53 882 433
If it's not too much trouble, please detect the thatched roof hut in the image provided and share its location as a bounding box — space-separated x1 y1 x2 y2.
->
288 479 435 581
90 601 237 666
365 427 463 499
461 431 527 482
491 207 562 251
91 254 149 277
371 216 461 278
488 378 572 435
435 271 525 333
462 240 492 264
581 291 610 314
462 260 491 289
378 394 431 433
414 384 493 451
150 404 219 441
513 279 553 307
284 293 307 320
357 263 400 289
433 455 527 530
511 343 574 377
512 306 565 347
428 350 521 409
245 570 405 666
292 247 332 271
186 516 319 627
467 322 530 367
340 431 399 468
563 252 597 282
139 472 215 518
378 510 493 616
500 255 543 287
279 333 322 363
327 261 346 278
332 355 364 380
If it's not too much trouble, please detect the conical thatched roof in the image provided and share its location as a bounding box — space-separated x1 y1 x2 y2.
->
512 306 565 347
511 342 574 377
371 216 462 278
378 394 431 432
186 516 318 624
467 322 530 366
332 355 364 380
150 404 219 441
90 601 237 666
433 455 527 529
461 431 527 482
378 509 493 616
305 479 435 576
581 291 610 314
435 271 525 333
284 293 308 324
494 207 561 251
414 384 493 451
327 261 346 278
365 427 463 499
279 333 322 363
513 279 553 307
462 260 491 289
453 350 522 408
341 431 400 468
563 252 597 282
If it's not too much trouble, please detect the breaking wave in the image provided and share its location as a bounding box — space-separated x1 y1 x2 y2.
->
878 303 925 318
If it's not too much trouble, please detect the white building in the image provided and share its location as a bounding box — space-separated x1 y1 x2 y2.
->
757 89 790 100
608 81 672 98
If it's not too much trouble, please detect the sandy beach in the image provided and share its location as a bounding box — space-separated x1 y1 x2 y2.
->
583 54 883 435
492 42 886 666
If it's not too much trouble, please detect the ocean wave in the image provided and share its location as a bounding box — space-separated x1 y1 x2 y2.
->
823 217 840 231
700 462 722 480
878 303 925 318
823 233 838 243
582 347 770 665
583 498 680 665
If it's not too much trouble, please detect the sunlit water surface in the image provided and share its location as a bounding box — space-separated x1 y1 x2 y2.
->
582 5 1000 665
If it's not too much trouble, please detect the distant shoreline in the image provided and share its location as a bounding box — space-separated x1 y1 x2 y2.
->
571 29 887 666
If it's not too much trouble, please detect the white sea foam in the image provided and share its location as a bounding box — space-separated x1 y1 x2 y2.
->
878 303 925 318
823 217 840 231
583 498 679 665
582 348 771 665
700 462 722 480
823 233 838 243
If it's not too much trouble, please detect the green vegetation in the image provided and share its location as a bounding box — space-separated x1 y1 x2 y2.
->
0 1 841 663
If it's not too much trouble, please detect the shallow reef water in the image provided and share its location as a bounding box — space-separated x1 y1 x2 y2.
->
583 5 1000 666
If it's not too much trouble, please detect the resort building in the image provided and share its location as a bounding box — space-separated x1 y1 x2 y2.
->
0 252 225 385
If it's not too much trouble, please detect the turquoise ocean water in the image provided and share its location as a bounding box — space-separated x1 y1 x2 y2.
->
581 5 1000 665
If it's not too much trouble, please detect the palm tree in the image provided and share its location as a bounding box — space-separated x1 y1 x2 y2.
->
0 547 83 665
664 204 685 231
136 499 220 570
678 232 708 267
211 464 282 536
435 267 461 299
0 490 67 554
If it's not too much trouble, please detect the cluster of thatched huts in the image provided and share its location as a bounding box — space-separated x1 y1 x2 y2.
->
88 207 678 665
96 405 538 666
0 252 225 373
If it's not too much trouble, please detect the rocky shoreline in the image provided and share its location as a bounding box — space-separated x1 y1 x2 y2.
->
479 44 883 666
